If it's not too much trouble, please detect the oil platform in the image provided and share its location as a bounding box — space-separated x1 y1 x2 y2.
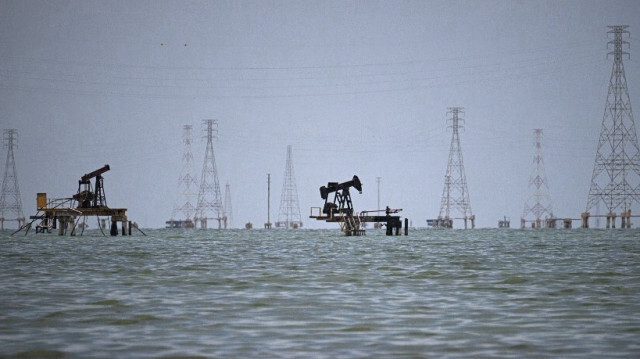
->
309 175 407 236
18 165 142 236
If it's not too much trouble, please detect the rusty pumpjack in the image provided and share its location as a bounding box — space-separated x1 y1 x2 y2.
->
16 165 143 237
310 175 407 236
74 164 110 209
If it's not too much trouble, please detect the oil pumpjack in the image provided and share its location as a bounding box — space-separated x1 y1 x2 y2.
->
16 165 143 236
73 165 110 209
310 175 406 236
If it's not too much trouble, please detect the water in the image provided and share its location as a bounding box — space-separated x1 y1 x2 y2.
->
1 228 639 358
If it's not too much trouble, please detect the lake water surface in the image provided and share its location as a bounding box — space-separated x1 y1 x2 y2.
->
1 228 639 358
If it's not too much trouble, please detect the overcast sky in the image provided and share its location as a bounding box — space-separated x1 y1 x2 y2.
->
1 0 639 229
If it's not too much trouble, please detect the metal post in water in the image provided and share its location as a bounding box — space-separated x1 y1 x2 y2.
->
266 173 271 229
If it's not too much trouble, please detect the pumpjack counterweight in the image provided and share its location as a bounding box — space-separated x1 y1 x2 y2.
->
310 175 407 236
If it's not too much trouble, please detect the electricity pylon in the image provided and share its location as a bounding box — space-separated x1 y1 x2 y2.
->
167 125 198 228
276 145 302 229
522 129 554 228
0 129 25 230
196 119 224 229
586 26 640 227
437 107 474 229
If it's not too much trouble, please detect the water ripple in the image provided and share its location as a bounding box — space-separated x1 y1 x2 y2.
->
1 228 639 357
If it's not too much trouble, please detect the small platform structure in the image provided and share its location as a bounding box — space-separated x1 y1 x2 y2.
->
498 216 510 228
165 219 195 229
309 175 407 236
426 215 475 229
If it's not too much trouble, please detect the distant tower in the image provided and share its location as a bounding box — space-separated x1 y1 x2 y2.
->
167 125 198 228
265 173 272 229
196 119 224 229
437 107 474 229
276 145 303 229
376 177 381 212
586 26 640 228
0 129 25 230
224 183 233 229
522 129 554 228
374 177 382 229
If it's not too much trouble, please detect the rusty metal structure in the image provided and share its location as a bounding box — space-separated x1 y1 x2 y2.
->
15 165 143 236
74 165 110 209
310 175 406 236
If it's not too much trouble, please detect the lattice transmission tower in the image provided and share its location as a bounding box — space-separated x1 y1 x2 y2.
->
224 183 233 229
522 129 554 228
586 26 640 221
276 145 302 229
167 125 198 228
0 129 25 230
437 107 475 229
196 119 224 229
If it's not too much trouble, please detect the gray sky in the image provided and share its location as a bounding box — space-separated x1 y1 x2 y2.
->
1 0 639 229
